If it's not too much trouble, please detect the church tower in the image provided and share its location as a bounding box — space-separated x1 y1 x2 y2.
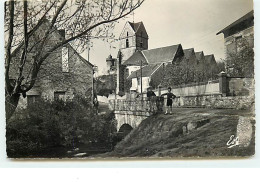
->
119 21 149 63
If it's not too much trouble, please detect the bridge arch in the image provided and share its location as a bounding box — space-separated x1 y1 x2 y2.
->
118 124 133 139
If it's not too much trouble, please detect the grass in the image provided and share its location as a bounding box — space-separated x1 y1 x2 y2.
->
101 108 255 158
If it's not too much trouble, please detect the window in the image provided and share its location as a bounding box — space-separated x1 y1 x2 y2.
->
27 95 40 106
54 91 66 101
140 40 143 48
127 32 129 36
62 47 69 72
126 39 129 48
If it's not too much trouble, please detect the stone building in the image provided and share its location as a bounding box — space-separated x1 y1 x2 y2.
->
217 10 254 57
9 19 94 109
119 21 149 63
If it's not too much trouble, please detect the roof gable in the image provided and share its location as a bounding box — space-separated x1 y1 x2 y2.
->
119 21 137 39
195 51 205 61
183 48 195 60
11 18 92 68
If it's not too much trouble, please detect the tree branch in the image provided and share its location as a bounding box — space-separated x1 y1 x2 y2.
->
5 1 15 95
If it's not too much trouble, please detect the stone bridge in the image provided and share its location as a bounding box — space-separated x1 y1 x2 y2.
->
109 97 164 132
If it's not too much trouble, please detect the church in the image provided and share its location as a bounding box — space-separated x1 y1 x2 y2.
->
105 21 218 95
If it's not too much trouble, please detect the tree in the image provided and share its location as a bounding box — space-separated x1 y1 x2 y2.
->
5 0 144 120
225 38 254 77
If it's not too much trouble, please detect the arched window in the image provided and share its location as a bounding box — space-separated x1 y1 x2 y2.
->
127 32 129 36
126 39 129 48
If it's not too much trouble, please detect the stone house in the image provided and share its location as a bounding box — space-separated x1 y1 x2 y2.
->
9 19 94 109
217 10 254 57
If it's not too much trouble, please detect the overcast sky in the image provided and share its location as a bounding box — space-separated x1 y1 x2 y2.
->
85 0 253 75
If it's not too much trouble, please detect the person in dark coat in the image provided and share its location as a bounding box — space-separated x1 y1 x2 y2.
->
146 87 156 99
161 87 176 114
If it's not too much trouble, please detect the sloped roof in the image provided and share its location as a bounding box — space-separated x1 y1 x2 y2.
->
183 48 195 60
195 51 204 61
204 54 216 64
127 63 162 79
10 18 93 68
217 10 254 35
142 44 181 64
122 51 148 66
128 21 143 32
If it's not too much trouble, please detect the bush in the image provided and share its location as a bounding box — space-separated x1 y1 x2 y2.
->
6 96 116 158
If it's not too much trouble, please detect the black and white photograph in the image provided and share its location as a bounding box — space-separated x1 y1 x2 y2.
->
4 0 255 159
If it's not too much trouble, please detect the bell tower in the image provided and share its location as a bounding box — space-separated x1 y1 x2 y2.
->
119 21 148 63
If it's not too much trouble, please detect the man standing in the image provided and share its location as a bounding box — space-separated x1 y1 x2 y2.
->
161 87 176 115
146 86 156 99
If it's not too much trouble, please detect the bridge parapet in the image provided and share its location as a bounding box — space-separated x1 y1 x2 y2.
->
109 96 164 131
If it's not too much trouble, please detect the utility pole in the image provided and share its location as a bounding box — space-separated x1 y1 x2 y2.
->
140 59 143 100
88 47 90 62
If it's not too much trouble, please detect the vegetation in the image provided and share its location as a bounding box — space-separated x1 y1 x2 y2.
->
225 38 254 77
5 0 144 120
6 97 117 158
149 58 225 88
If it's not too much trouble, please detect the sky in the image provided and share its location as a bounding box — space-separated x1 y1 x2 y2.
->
83 0 253 75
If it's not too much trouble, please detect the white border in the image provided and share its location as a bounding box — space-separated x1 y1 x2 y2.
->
0 0 259 168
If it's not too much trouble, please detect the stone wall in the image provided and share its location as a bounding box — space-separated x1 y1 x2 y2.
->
227 77 254 96
155 81 220 97
170 94 254 110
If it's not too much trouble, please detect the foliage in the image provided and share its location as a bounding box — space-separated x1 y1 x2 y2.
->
161 57 220 87
6 97 116 157
225 38 254 77
98 88 113 97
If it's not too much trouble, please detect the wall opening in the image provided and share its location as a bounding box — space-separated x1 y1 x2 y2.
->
117 124 133 140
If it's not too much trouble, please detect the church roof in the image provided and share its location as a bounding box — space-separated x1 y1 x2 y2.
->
123 44 182 66
128 21 143 32
122 51 148 66
127 63 162 79
142 44 182 64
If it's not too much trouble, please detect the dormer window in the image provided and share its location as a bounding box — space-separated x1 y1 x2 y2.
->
126 39 129 48
62 47 69 72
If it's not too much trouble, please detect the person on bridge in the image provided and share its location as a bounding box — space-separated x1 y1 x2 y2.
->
161 87 176 115
146 87 156 99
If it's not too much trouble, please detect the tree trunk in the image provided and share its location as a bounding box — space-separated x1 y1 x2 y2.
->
5 92 20 121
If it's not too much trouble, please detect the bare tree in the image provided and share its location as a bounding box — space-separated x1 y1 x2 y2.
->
5 0 144 120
